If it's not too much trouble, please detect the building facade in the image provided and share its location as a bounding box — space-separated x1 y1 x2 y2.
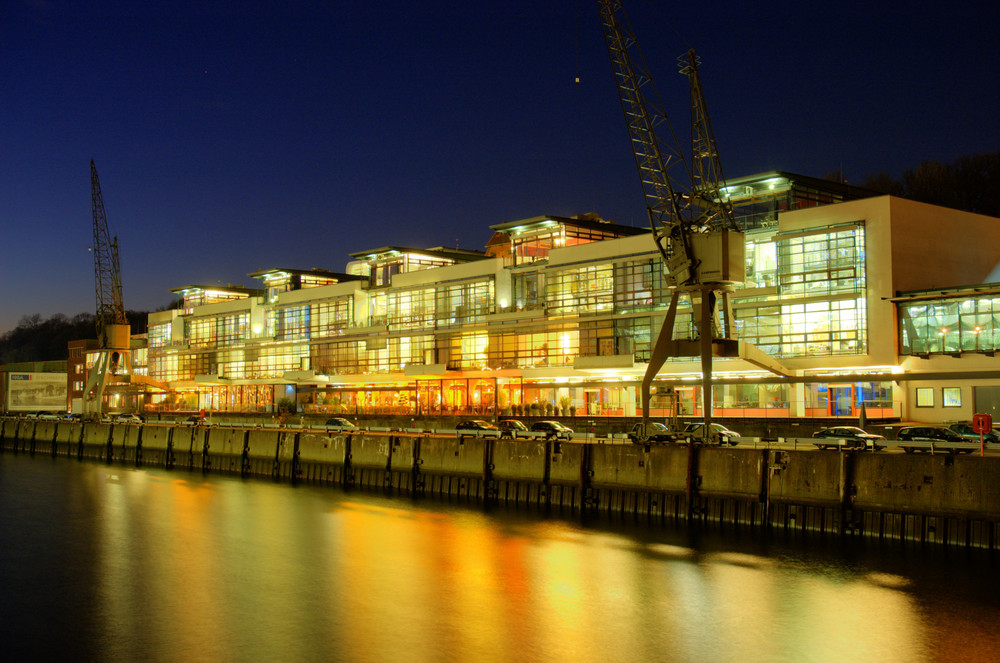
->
144 175 1000 424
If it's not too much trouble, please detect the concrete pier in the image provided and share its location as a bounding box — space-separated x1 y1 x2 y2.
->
3 419 998 549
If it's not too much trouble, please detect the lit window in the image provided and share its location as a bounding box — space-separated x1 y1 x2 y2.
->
942 387 962 408
915 387 934 408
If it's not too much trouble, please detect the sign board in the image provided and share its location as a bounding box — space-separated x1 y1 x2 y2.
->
972 413 993 433
5 372 66 411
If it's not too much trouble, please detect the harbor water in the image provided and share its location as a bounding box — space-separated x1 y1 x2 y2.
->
1 452 999 662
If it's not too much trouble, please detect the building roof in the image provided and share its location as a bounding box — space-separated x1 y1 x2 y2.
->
489 213 647 236
721 170 882 200
348 246 488 262
246 267 366 282
169 284 262 296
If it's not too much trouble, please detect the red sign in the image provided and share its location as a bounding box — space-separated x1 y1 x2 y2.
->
972 413 993 433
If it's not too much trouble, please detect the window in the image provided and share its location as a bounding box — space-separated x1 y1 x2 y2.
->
512 271 543 311
942 387 962 408
915 387 934 407
547 264 614 315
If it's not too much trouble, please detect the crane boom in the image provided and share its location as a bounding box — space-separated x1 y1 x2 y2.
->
597 1 746 441
681 50 739 235
90 160 126 345
84 160 131 417
597 0 692 283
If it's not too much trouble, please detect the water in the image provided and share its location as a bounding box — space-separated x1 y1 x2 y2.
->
2 453 999 663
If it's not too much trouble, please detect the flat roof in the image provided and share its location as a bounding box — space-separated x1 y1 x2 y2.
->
489 214 647 236
170 284 262 296
348 246 488 262
247 267 366 282
722 170 882 199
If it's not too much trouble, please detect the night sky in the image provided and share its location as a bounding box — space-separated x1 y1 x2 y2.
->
2 1 998 334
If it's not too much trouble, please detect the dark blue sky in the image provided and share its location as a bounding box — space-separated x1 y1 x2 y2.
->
2 1 998 334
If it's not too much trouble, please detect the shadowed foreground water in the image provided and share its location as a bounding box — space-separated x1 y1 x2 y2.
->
1 453 999 662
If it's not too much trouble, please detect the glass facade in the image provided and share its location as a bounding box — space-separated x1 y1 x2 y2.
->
733 223 867 357
899 291 1000 354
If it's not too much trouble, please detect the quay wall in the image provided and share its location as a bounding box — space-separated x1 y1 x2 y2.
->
3 419 999 550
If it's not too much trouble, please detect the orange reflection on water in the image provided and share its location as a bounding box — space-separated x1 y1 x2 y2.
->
699 551 926 663
62 462 999 663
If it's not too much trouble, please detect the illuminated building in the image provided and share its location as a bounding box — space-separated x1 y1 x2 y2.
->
145 173 1000 424
66 336 151 414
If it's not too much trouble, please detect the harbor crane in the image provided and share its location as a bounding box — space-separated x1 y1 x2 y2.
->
598 1 780 442
83 159 132 417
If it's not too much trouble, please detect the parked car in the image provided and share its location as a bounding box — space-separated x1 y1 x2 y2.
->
812 426 885 451
498 419 529 439
896 425 973 453
627 422 677 443
456 420 500 439
530 420 573 440
681 422 740 446
325 417 357 430
945 422 999 443
184 415 205 425
113 413 143 424
37 411 63 421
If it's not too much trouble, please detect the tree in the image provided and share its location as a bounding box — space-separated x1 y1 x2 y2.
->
859 171 904 197
861 151 1000 217
0 310 148 363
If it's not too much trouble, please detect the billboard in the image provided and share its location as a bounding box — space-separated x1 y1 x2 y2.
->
5 373 67 412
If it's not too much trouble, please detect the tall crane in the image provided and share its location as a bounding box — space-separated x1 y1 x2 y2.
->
83 160 132 417
597 1 746 441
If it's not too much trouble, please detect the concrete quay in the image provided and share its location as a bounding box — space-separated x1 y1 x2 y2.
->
3 418 998 550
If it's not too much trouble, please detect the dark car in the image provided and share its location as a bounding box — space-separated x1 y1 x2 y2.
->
456 420 500 439
627 422 676 443
946 422 999 443
498 419 529 439
682 422 739 446
530 420 573 440
896 425 973 453
812 426 885 451
325 417 357 430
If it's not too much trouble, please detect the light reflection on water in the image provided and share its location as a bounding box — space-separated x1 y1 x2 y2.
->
1 454 999 663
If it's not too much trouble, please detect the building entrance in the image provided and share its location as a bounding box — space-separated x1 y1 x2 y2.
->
829 385 853 416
